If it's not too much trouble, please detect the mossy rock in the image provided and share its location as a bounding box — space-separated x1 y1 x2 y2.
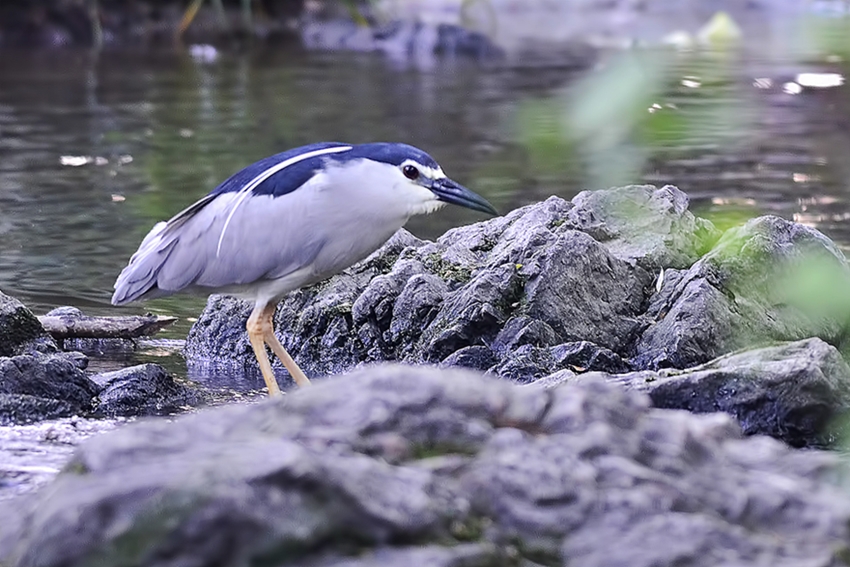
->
0 291 54 356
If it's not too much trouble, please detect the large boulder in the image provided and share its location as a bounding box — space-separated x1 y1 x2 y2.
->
1 365 848 566
182 184 850 448
185 185 718 384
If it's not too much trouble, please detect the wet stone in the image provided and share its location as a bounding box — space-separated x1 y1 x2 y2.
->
91 363 205 418
2 366 848 567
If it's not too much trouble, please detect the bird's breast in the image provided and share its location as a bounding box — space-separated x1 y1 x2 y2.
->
307 198 408 280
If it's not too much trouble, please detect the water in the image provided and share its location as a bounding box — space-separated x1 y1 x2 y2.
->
0 416 123 500
0 48 574 336
1 46 848 341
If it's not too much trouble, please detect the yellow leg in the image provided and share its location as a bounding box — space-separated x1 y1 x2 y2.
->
260 304 312 388
177 0 205 37
247 305 282 396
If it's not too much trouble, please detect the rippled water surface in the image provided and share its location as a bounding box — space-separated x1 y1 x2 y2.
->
0 45 848 347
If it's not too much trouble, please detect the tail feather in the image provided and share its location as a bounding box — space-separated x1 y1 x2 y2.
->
114 191 232 305
112 194 220 305
111 228 179 305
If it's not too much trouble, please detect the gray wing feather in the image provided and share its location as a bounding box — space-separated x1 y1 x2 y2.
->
112 190 326 304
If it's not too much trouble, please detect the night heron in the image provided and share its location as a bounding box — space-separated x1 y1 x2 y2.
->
112 142 498 396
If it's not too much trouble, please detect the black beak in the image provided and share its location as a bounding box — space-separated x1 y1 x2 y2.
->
430 178 499 216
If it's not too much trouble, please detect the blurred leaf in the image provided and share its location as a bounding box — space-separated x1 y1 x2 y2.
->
460 0 498 37
697 11 743 46
567 51 669 140
563 51 670 187
516 97 575 176
341 0 373 26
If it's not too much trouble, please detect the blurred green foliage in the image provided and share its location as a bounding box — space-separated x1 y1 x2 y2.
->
797 13 850 60
516 45 754 193
513 8 849 222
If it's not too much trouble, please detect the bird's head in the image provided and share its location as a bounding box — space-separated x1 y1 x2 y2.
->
339 143 499 217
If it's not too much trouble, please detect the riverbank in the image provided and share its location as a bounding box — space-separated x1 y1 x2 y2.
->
0 0 820 56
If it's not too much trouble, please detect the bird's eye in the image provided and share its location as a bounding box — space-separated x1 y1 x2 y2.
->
402 165 420 180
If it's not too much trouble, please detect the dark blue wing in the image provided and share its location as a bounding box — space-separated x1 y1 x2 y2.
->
210 142 351 198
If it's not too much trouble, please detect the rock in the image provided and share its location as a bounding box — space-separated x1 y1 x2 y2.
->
0 318 204 422
487 339 629 385
0 353 99 420
0 291 56 357
550 341 631 373
301 19 504 61
0 298 98 423
0 393 80 425
183 183 850 446
544 338 850 448
186 185 712 383
184 294 256 364
488 343 555 383
91 364 204 418
635 215 850 369
567 184 720 270
2 365 848 567
520 229 651 353
440 345 498 372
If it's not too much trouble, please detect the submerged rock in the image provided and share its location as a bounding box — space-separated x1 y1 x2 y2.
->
1 365 848 566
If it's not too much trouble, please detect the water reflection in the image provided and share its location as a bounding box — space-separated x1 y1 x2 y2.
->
0 44 849 349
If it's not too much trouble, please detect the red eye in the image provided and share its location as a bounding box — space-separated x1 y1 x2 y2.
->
403 165 420 180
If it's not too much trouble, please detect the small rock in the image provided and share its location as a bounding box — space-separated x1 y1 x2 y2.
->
0 393 80 425
571 338 850 448
440 346 498 371
550 341 631 373
92 364 203 418
0 352 99 416
0 291 55 357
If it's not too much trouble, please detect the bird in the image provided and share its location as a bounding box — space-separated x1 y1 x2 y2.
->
112 142 498 396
